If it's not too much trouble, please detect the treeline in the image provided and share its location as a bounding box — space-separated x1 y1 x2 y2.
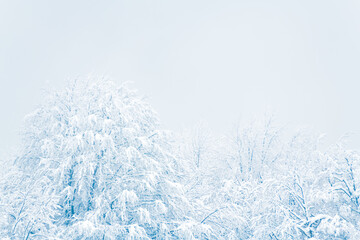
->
0 80 359 239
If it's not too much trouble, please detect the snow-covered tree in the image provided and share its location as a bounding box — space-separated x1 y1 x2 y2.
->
0 80 210 239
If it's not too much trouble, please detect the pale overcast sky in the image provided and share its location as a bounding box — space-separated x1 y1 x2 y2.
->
1 0 360 154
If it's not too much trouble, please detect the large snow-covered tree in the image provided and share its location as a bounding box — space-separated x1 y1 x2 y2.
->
0 80 211 239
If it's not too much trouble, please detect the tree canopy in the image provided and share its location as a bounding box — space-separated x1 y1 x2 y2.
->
1 80 360 239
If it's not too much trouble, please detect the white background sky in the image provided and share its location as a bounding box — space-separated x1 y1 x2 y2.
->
1 0 360 154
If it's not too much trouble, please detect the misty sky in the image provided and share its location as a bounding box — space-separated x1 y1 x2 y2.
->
1 0 360 154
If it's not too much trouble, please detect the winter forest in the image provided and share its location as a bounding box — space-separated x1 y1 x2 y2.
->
1 79 360 240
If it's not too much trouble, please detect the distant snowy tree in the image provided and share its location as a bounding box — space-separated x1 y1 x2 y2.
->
188 119 360 239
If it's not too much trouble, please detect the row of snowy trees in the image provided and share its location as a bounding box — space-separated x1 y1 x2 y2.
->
180 121 360 239
1 79 360 239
